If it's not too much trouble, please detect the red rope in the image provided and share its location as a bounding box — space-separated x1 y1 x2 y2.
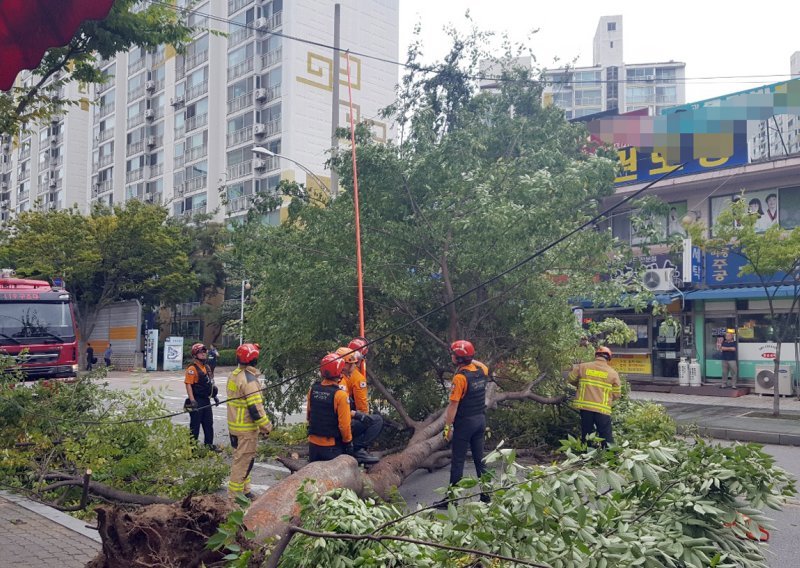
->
345 51 365 337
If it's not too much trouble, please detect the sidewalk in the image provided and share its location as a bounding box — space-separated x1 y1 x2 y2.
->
0 491 101 568
630 391 800 446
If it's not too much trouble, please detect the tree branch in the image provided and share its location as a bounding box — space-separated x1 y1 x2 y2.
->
367 369 418 430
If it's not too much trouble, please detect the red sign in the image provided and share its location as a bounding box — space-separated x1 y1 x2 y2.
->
761 352 776 359
0 292 40 300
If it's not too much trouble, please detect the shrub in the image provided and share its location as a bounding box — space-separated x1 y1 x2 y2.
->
613 398 677 445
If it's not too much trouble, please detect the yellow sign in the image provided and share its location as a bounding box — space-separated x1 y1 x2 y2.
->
610 354 652 375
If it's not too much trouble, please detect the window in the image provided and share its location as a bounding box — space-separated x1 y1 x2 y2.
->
185 98 208 119
228 112 254 132
227 180 253 199
261 67 281 88
187 66 208 88
626 67 656 81
259 103 280 124
607 22 616 31
227 145 253 166
186 131 207 150
228 43 254 67
227 77 253 100
655 67 676 83
127 127 145 144
229 7 255 32
262 0 282 18
574 89 601 106
127 155 146 171
625 85 655 104
656 86 676 104
186 160 207 180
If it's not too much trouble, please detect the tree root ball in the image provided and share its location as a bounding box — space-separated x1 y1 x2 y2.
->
87 494 236 568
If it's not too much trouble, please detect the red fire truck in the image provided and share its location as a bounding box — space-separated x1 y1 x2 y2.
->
0 270 79 380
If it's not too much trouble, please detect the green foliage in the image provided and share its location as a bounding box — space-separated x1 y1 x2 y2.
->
0 0 195 136
613 399 677 446
587 317 637 347
276 440 795 567
487 400 579 449
0 366 226 504
206 494 258 567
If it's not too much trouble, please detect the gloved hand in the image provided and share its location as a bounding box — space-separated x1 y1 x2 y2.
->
260 422 273 436
353 411 374 426
184 398 198 412
343 442 355 456
213 396 220 406
443 424 453 442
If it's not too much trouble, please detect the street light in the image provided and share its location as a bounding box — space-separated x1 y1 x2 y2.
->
252 147 331 197
239 279 250 346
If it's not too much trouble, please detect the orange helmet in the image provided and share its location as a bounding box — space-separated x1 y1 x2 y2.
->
450 340 475 361
236 343 260 365
335 347 358 364
191 343 207 357
348 337 368 358
595 346 613 360
320 353 345 380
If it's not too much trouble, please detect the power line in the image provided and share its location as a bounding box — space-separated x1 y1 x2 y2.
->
145 0 796 87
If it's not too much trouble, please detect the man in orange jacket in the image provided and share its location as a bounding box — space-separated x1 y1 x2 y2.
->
336 347 381 464
307 353 354 462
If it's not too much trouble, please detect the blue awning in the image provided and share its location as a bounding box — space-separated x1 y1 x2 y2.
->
684 286 797 300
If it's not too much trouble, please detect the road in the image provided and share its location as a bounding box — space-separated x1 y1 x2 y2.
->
101 369 800 566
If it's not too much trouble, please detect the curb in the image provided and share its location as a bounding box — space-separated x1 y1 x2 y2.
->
676 424 800 447
0 490 102 543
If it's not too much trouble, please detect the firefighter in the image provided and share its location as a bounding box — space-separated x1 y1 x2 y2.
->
567 345 621 447
307 353 353 462
184 343 215 449
226 343 272 499
336 347 381 464
438 340 490 506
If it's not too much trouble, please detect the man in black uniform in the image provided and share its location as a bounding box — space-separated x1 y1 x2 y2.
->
438 340 490 507
184 342 215 449
306 353 354 462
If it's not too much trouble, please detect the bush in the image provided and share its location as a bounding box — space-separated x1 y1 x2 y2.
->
613 398 677 445
487 400 579 449
216 348 237 366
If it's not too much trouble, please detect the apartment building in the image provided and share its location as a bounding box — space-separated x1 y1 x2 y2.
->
749 52 800 162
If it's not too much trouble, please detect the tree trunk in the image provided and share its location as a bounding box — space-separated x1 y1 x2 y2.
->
76 303 101 369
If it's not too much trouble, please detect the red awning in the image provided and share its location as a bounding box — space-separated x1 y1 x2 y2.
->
0 0 115 91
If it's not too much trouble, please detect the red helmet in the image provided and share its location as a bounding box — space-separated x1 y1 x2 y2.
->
320 353 345 379
348 337 368 358
595 346 613 360
236 343 260 365
191 343 207 357
450 340 475 360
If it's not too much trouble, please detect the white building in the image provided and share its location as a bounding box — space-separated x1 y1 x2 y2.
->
749 52 800 162
3 0 399 224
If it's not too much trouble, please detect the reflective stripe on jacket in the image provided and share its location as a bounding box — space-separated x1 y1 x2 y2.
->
569 358 621 415
226 366 270 433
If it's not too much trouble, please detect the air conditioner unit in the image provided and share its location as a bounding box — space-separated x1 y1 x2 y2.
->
50 136 59 145
253 158 267 169
147 135 156 147
254 88 268 101
170 96 185 107
145 109 155 119
48 179 57 188
754 365 794 396
253 123 266 135
642 268 675 292
145 80 155 91
254 17 268 30
1 182 7 190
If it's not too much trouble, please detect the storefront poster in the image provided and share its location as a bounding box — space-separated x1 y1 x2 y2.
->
710 190 778 234
610 353 652 375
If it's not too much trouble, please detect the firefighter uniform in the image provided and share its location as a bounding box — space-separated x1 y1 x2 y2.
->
185 361 214 446
448 360 490 486
568 355 621 446
307 379 353 462
226 365 271 498
341 364 383 457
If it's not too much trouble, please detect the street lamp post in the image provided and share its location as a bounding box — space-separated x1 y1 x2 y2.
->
239 279 250 346
252 147 331 197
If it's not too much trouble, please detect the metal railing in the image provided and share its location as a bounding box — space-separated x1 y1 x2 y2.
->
92 180 114 196
227 92 253 114
174 124 186 139
263 118 281 137
254 156 279 172
226 160 252 180
96 103 115 120
185 49 208 71
186 81 208 101
260 47 282 69
185 113 208 132
182 176 207 193
227 57 254 82
18 190 29 202
228 0 249 15
266 12 282 30
148 163 164 178
19 147 31 160
126 169 144 183
127 140 145 156
228 27 253 47
98 154 114 168
97 127 114 144
97 76 115 93
127 114 145 129
185 144 207 163
174 154 185 168
226 125 253 147
50 154 64 168
265 84 281 103
128 84 145 101
227 195 254 213
128 58 146 75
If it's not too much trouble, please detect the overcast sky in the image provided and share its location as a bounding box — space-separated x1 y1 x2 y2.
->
398 1 799 103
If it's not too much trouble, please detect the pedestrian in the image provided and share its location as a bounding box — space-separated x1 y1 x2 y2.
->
104 343 113 367
437 340 490 508
184 343 216 449
207 344 219 378
720 329 738 388
226 343 272 499
86 343 94 371
307 353 353 463
567 346 621 447
336 347 381 464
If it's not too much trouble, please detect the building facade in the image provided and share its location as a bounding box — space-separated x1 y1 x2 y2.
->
3 0 399 224
748 52 800 162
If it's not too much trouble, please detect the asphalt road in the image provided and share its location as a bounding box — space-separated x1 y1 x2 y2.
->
101 368 800 566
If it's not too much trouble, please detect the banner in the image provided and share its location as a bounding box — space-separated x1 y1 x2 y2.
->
145 329 158 372
610 353 652 375
163 336 184 372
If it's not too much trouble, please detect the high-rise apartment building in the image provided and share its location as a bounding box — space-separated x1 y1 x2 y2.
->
542 16 686 118
2 0 399 223
749 52 800 162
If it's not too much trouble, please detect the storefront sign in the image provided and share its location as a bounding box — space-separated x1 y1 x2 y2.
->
705 248 787 287
610 353 652 375
144 329 158 371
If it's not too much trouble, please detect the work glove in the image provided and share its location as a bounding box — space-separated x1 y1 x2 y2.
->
343 442 355 456
260 422 273 436
443 424 453 443
213 396 220 406
184 398 198 412
353 411 373 426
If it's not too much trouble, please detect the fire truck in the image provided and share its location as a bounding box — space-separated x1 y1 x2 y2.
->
0 269 79 379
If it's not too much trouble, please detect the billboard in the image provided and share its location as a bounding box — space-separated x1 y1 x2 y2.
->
163 336 184 371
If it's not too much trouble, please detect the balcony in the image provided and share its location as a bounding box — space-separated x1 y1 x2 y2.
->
228 27 253 47
185 144 207 163
18 190 29 202
175 62 185 80
126 169 144 183
226 160 252 180
254 156 279 172
98 154 114 168
185 49 208 71
174 123 185 139
185 113 208 132
49 133 64 146
182 176 207 194
92 179 114 197
226 125 253 147
95 103 115 120
260 47 282 69
148 163 164 178
127 140 145 156
266 12 282 31
263 118 281 137
127 114 145 129
174 154 185 168
97 127 115 144
265 84 281 103
227 195 254 213
97 76 115 93
228 0 249 15
50 154 64 168
185 81 208 101
227 92 253 114
19 147 31 160
18 170 30 181
128 58 146 75
128 84 146 101
227 57 254 82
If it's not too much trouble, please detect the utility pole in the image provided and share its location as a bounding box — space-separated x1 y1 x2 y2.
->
330 3 340 197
